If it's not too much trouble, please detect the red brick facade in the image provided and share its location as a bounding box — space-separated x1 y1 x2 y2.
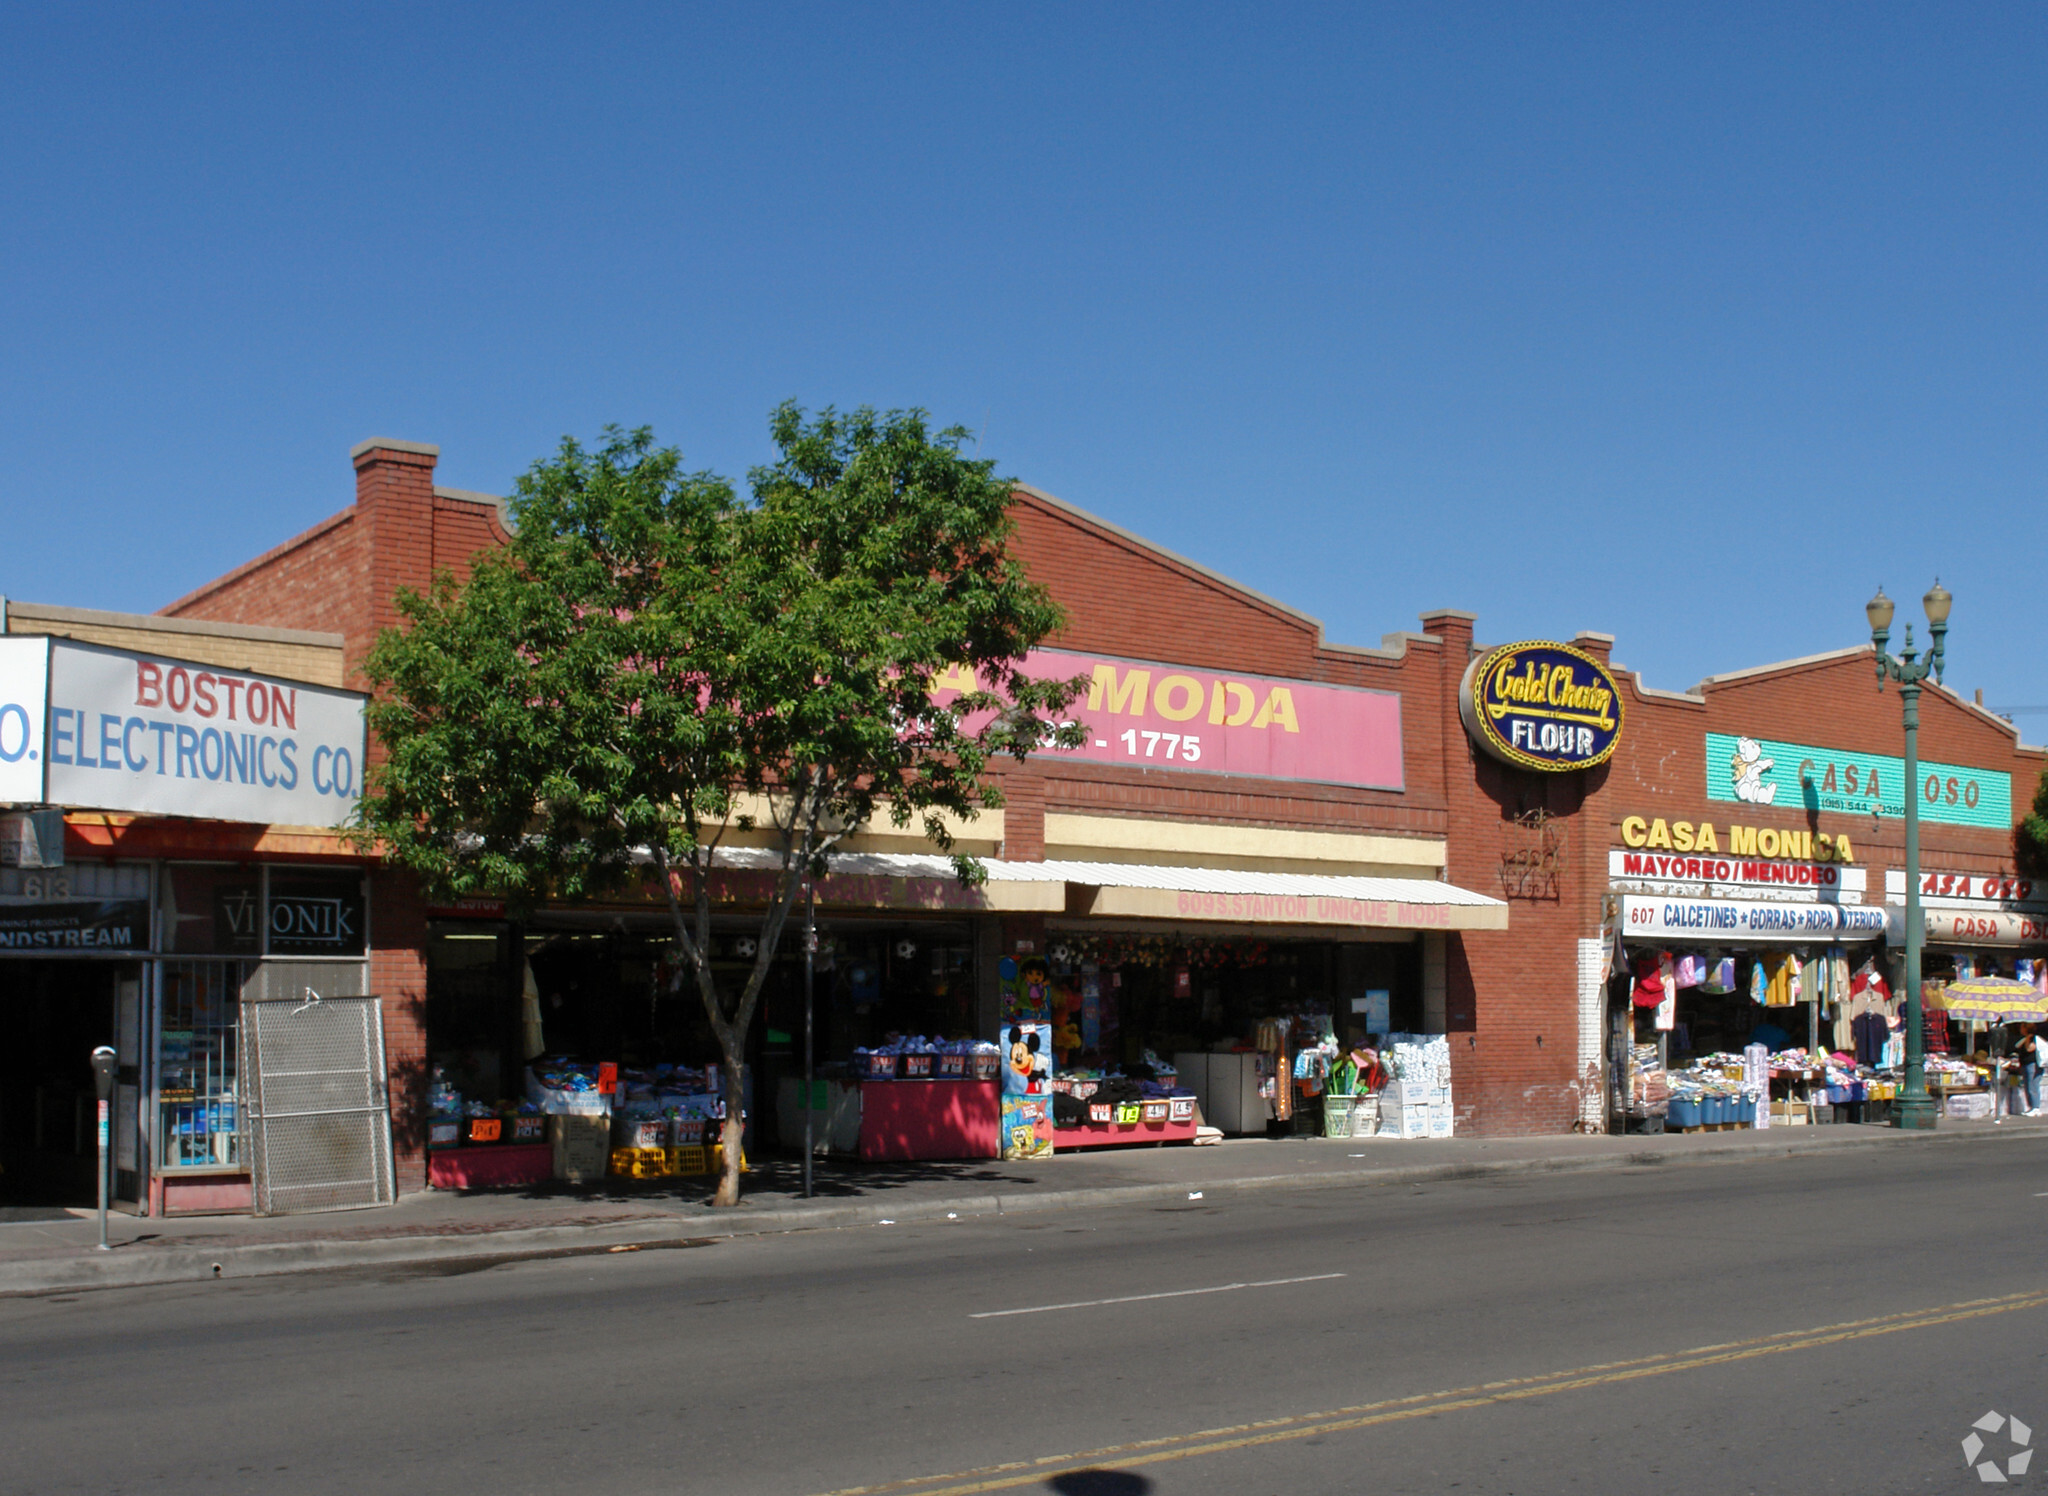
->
155 441 2048 1154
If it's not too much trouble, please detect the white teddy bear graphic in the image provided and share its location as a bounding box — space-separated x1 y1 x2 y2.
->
1731 737 1777 804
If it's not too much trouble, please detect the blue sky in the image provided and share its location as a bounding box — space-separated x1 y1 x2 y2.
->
3 5 2043 716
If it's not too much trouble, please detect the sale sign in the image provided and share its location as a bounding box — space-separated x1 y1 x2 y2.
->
932 648 1404 791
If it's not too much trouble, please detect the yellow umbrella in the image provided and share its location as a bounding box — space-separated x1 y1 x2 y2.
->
1928 976 2048 1025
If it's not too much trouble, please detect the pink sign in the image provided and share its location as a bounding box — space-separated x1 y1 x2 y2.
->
932 648 1404 791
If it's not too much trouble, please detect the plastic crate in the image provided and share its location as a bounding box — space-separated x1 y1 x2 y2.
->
508 1115 546 1144
464 1116 504 1146
609 1146 670 1179
901 1053 934 1079
427 1117 462 1149
864 1052 898 1081
1140 1099 1169 1122
936 1053 968 1080
1322 1095 1357 1138
1088 1102 1113 1123
970 1052 1001 1082
1350 1096 1380 1136
1167 1095 1196 1123
1113 1102 1142 1125
665 1145 710 1176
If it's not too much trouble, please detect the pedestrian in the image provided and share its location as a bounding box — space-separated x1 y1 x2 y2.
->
2019 1023 2044 1119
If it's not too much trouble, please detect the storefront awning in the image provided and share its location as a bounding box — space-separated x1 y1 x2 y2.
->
708 847 1508 932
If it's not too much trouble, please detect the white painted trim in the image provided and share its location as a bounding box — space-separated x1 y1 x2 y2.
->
1695 642 1873 688
4 600 344 648
1044 812 1444 870
350 437 439 460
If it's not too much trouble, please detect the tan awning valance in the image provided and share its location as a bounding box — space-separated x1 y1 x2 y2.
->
705 849 1508 932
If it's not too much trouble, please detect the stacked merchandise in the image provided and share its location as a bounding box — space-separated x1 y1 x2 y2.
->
1663 1053 1762 1128
610 1063 737 1177
1381 1033 1453 1139
1628 1043 1669 1129
1049 1070 1195 1127
1322 1043 1391 1137
526 1060 612 1115
852 1036 1001 1081
1927 1054 1992 1118
426 1067 545 1148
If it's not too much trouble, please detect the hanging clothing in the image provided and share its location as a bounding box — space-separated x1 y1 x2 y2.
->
1851 1010 1888 1067
1923 1001 1951 1055
1761 952 1802 1008
1633 954 1668 1008
1701 957 1738 995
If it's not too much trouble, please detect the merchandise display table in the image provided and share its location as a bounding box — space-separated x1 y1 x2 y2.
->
1052 1116 1199 1150
858 1078 1000 1162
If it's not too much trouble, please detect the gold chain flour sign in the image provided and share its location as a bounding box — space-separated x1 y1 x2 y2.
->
1459 640 1623 772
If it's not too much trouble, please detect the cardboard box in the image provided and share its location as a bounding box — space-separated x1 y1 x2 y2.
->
550 1114 612 1183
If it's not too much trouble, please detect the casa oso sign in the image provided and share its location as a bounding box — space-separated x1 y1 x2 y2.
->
1459 640 1623 773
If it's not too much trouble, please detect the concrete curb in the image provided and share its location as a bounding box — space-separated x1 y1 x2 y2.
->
3 1124 2030 1296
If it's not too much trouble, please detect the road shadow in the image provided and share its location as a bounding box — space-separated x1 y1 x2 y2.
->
450 1155 1044 1206
1047 1473 1153 1495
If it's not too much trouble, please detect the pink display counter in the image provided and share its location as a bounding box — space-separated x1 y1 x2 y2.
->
858 1079 1001 1161
1052 1117 1199 1150
428 1143 553 1189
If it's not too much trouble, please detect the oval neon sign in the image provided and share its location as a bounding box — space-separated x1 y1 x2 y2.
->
1458 640 1624 772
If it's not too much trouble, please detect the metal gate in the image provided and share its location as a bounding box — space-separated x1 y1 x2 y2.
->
242 991 395 1215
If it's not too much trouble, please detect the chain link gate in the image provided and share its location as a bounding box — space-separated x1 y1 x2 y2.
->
242 990 396 1215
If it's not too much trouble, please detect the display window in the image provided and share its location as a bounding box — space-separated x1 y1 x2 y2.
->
157 959 247 1171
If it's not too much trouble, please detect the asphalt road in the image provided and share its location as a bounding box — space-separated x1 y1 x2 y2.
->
4 1137 2046 1496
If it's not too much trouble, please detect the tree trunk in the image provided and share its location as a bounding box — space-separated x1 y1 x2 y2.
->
715 1046 746 1207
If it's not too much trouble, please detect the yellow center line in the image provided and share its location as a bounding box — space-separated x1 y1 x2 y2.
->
815 1290 2048 1496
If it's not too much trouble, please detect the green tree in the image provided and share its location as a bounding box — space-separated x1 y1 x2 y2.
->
356 405 1085 1205
2018 765 2048 878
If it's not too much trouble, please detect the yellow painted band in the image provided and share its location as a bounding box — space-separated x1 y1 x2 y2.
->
817 1289 2048 1496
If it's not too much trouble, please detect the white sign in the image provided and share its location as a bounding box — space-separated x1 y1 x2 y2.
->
1609 849 1866 899
1620 894 1888 942
1884 868 2048 913
0 637 49 804
1907 907 2048 948
42 639 366 827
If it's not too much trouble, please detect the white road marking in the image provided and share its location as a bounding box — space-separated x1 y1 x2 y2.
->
969 1272 1345 1319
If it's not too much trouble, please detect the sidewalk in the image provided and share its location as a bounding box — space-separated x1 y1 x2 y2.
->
6 1117 2044 1296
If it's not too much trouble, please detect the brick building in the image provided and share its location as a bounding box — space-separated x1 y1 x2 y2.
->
11 436 2038 1209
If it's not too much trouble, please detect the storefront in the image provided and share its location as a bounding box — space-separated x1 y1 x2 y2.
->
1883 867 2048 1116
416 845 1506 1179
0 610 372 1213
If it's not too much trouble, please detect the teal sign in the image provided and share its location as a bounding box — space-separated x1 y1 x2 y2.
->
1705 732 2010 830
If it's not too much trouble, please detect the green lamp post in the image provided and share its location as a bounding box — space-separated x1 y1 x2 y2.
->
1867 579 1952 1131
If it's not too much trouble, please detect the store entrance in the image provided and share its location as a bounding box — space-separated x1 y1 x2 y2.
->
0 959 136 1207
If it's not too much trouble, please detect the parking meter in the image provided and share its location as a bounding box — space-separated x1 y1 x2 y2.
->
90 1046 116 1251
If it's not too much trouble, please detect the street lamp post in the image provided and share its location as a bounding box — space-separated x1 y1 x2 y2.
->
1867 580 1952 1132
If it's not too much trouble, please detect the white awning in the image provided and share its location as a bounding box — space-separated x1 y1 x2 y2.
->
709 847 1508 932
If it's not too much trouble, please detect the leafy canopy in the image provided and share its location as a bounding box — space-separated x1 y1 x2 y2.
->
359 403 1083 906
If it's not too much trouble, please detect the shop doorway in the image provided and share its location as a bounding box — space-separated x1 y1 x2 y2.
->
0 959 143 1208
